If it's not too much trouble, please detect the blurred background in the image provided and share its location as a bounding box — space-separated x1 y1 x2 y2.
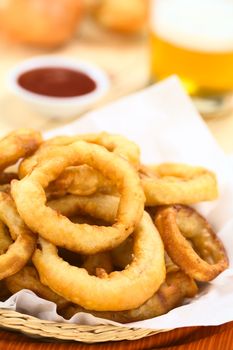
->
0 0 233 151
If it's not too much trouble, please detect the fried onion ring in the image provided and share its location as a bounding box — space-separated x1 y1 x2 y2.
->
0 192 36 280
62 271 197 323
19 132 140 179
32 210 165 311
140 163 218 205
39 162 217 205
155 205 228 281
5 266 70 311
12 141 145 254
0 129 42 172
44 132 140 167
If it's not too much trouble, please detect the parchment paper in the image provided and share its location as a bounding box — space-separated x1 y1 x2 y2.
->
1 76 233 331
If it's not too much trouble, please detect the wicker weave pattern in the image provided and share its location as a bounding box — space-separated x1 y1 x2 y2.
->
0 309 166 343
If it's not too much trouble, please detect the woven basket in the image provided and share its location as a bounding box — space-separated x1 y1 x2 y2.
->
0 308 168 343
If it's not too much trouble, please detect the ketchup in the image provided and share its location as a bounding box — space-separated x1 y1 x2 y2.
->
18 67 97 98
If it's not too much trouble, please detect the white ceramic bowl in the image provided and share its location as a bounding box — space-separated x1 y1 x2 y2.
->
7 56 110 119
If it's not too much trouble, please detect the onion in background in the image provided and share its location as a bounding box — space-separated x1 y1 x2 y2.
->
0 0 83 48
93 0 148 34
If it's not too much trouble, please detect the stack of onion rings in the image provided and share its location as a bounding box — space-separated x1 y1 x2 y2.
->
0 128 228 324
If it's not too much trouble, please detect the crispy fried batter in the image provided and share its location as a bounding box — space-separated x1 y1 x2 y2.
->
155 205 228 281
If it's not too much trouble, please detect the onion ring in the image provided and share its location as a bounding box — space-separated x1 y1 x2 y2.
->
0 129 42 172
12 141 145 254
155 205 228 281
5 266 70 311
62 271 197 323
140 163 218 205
32 210 165 311
19 132 140 179
41 162 217 205
0 192 36 280
44 132 140 167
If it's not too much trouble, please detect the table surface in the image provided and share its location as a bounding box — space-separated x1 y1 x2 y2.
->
0 25 233 154
0 24 233 350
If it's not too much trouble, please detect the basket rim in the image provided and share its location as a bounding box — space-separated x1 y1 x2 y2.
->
0 308 170 343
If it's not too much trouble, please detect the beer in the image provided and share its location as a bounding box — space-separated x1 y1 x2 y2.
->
150 0 233 114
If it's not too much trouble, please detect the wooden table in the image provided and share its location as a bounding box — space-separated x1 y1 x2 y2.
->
0 24 233 350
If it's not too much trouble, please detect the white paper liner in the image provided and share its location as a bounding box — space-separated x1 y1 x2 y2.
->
1 76 233 331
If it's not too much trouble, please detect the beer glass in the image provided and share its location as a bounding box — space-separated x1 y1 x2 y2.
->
149 0 233 117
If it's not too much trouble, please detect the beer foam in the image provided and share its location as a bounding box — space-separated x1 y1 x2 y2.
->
151 0 233 52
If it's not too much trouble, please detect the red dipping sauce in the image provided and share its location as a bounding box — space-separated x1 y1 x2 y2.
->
18 67 97 98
